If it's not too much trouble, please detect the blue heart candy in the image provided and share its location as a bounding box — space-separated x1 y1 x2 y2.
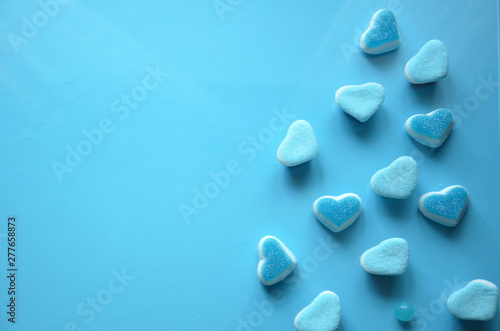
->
370 156 418 199
277 120 319 167
447 279 499 321
360 9 401 55
294 291 342 331
405 108 454 148
313 194 362 233
405 40 449 84
419 185 470 227
335 83 385 122
257 236 297 285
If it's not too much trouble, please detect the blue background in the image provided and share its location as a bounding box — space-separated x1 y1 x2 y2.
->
0 0 499 330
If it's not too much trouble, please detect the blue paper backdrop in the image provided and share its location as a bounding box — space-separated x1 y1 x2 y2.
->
0 0 499 330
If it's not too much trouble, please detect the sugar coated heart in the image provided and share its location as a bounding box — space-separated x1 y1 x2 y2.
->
370 156 418 199
277 120 319 167
405 40 449 84
360 9 401 55
294 291 342 331
360 238 409 276
313 194 362 233
405 108 454 148
447 279 499 321
335 83 385 122
419 185 469 227
257 236 297 285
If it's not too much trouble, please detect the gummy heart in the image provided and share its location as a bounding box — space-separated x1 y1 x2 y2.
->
313 194 362 233
405 40 449 84
257 236 297 285
405 108 454 148
360 238 409 276
447 279 499 321
277 120 319 167
335 83 385 122
294 291 342 331
419 185 469 227
360 9 401 55
370 156 418 199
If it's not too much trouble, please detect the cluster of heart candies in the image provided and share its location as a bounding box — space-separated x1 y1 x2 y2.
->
256 8 498 331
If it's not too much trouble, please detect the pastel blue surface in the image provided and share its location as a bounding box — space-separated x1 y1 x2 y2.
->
405 39 449 84
360 9 401 54
370 156 418 199
335 83 385 122
406 108 454 147
294 291 341 331
360 238 409 276
447 279 499 321
0 1 499 330
257 236 297 285
419 185 470 227
313 194 362 232
277 120 319 167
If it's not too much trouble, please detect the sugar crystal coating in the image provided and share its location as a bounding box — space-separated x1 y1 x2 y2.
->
360 9 401 55
370 156 418 199
447 279 499 320
277 120 319 167
294 291 342 331
360 238 409 276
335 83 385 122
405 108 454 148
405 40 449 84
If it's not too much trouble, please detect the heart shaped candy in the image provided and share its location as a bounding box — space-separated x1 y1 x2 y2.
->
294 291 342 331
447 279 499 320
405 108 454 148
405 40 449 84
419 185 469 227
335 83 385 122
277 120 319 167
313 194 362 233
360 238 409 276
370 156 418 199
257 236 297 285
360 9 401 55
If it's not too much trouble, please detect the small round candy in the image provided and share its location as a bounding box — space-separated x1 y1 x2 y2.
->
394 302 415 322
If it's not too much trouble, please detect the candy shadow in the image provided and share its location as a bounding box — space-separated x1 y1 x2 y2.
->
366 273 406 297
456 319 497 331
418 206 470 241
285 161 312 188
407 81 440 108
406 138 437 158
376 195 414 220
337 323 347 331
397 319 414 330
262 269 298 295
285 155 325 189
362 49 401 69
314 212 362 248
340 106 388 142
406 133 454 162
